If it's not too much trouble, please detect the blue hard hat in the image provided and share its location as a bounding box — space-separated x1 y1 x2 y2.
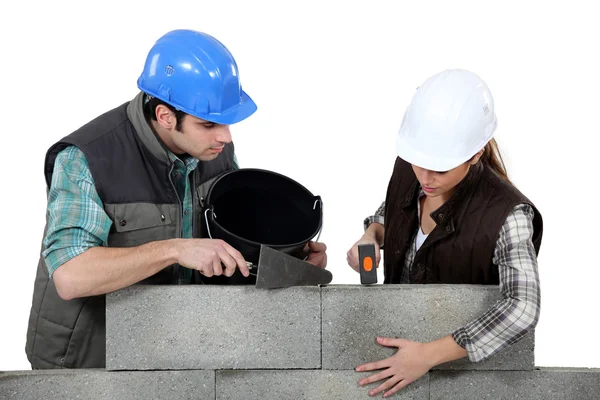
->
137 29 257 125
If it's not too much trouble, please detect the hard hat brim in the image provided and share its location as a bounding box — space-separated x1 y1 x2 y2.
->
141 88 257 125
200 90 258 125
395 133 486 172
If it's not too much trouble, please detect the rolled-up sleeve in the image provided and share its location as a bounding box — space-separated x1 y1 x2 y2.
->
42 146 112 276
452 204 540 362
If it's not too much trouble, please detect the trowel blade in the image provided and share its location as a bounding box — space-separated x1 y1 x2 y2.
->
255 245 333 289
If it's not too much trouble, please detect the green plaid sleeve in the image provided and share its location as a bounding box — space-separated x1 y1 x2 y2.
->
233 153 239 170
42 146 113 276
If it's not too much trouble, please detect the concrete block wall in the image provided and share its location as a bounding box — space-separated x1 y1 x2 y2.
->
321 286 534 371
2 284 599 399
106 286 322 370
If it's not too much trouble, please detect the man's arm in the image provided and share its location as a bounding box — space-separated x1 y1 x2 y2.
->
45 146 247 300
53 241 177 300
53 238 245 300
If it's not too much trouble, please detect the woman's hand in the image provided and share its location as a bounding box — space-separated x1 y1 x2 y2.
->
346 234 381 272
356 337 431 397
356 335 468 397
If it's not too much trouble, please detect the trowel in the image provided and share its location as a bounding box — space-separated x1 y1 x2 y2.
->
248 245 333 289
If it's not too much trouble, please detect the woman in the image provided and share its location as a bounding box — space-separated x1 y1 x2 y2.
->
346 69 543 398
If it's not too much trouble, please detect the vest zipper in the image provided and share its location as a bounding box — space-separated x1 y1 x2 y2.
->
191 170 205 284
168 162 183 283
192 170 199 239
168 162 183 239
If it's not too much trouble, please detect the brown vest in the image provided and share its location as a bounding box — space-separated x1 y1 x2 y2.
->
383 157 543 284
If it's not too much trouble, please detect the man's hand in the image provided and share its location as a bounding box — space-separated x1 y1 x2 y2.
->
346 234 381 272
303 241 327 269
176 238 250 277
356 337 431 397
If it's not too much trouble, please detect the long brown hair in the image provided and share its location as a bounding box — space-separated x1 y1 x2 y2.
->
480 138 512 184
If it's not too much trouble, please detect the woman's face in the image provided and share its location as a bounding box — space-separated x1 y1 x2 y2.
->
411 151 483 201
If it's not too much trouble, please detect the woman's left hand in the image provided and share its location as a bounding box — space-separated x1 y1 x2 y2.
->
356 337 431 397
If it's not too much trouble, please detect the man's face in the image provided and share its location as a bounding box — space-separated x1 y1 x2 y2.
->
169 114 232 161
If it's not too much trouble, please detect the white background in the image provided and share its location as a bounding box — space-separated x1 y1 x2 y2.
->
1 0 598 370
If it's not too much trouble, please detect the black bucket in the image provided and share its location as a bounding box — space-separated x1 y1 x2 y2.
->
203 168 322 282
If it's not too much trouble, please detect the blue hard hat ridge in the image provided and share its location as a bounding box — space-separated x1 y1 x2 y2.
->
137 29 257 125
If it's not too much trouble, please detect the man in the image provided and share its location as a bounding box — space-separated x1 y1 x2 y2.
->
26 29 327 369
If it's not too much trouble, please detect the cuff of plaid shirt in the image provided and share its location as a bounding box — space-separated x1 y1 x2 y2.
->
451 328 489 363
44 246 89 277
363 215 385 232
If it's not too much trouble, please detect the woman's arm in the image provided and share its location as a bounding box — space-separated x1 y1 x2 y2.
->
451 203 541 361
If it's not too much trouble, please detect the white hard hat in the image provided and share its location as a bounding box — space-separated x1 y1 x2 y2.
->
396 69 497 171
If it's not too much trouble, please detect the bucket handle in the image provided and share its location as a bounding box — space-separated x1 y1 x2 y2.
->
205 199 323 246
298 197 324 262
313 197 323 243
204 208 215 239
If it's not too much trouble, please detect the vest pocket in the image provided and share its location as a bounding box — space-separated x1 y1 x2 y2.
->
32 315 75 368
62 296 106 368
105 203 178 247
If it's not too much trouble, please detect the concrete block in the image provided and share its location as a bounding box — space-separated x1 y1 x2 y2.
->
106 285 321 370
322 285 534 370
0 370 214 400
216 370 429 399
430 368 600 400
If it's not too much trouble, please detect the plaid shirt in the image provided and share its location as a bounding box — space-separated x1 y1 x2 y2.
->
43 145 238 284
369 193 540 363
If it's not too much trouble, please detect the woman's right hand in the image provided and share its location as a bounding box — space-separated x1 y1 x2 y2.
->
346 234 381 273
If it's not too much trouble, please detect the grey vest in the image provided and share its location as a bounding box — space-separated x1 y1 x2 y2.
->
26 93 233 369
